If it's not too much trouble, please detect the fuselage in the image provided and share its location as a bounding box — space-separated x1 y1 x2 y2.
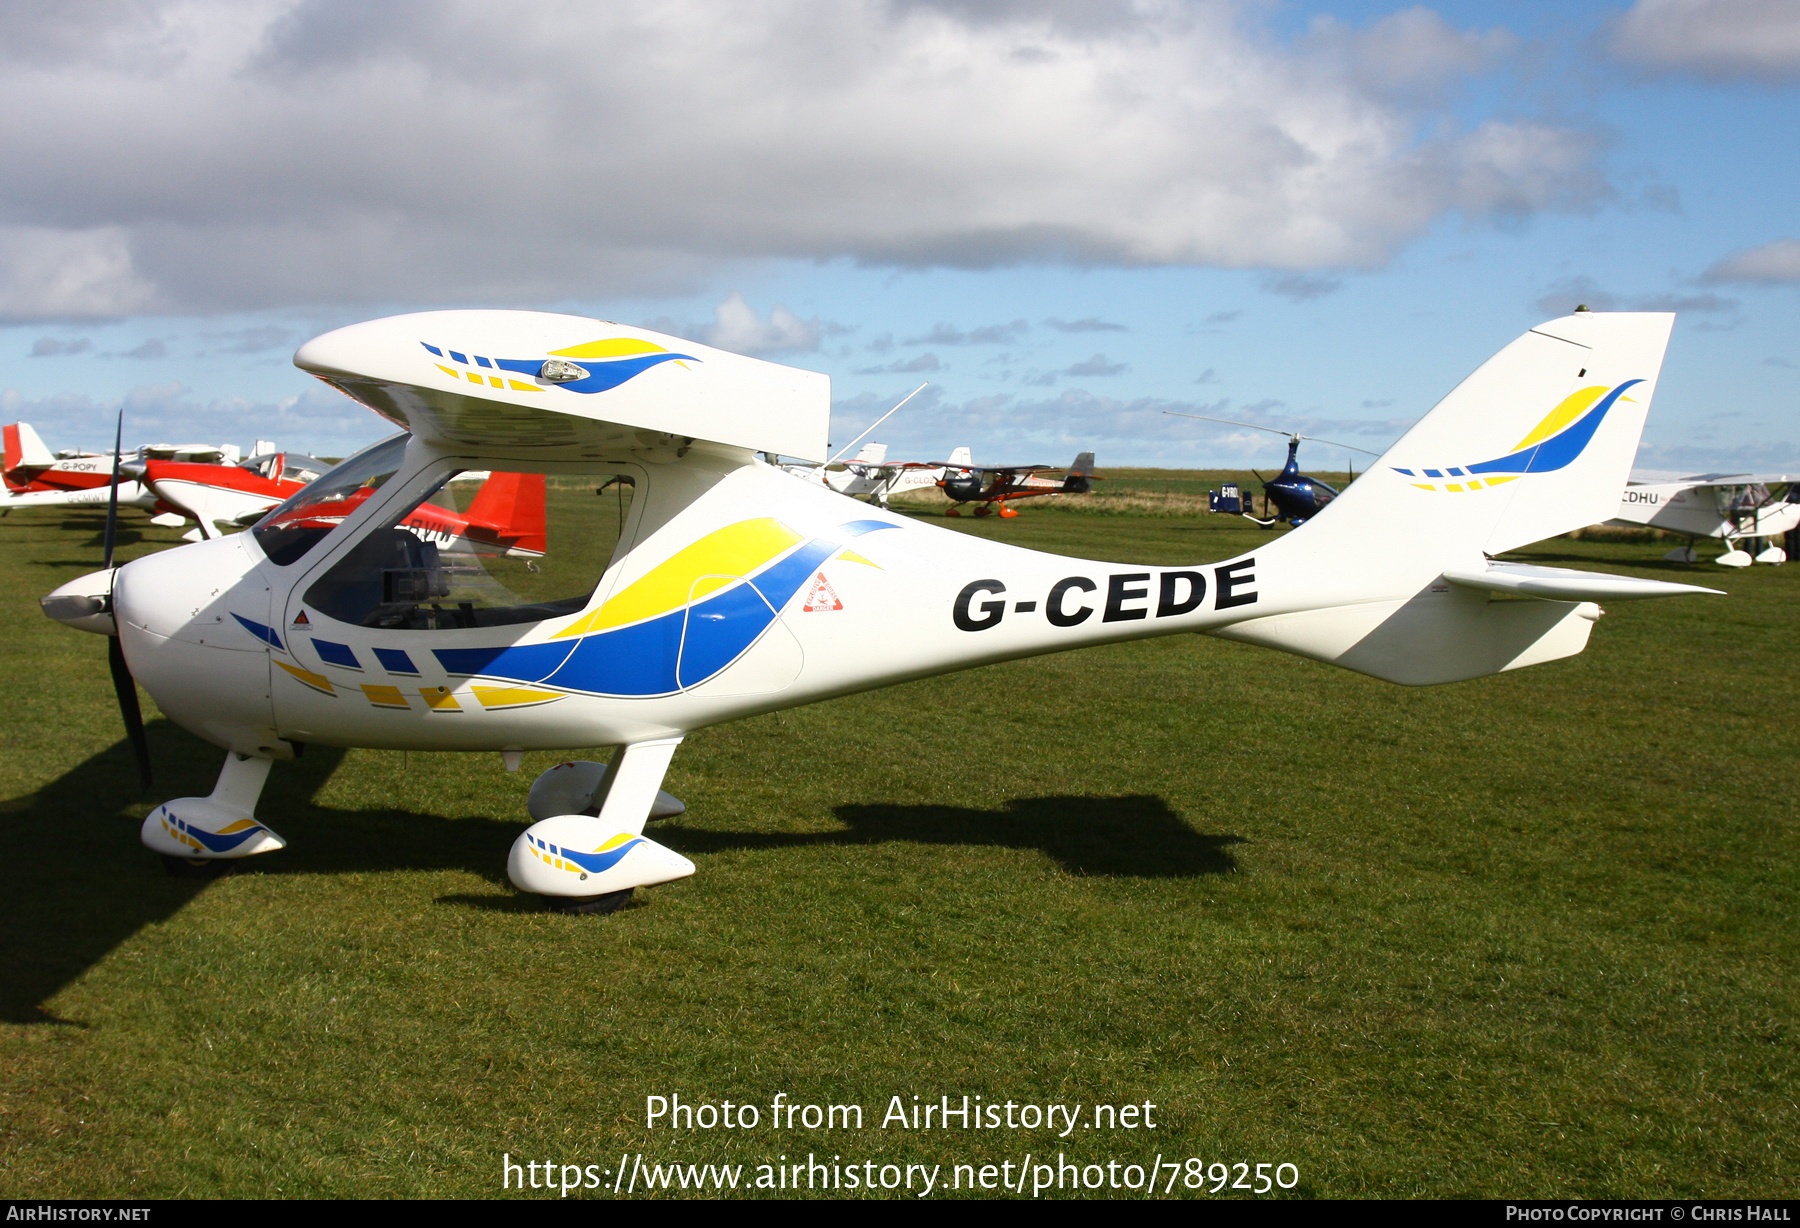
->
1262 440 1338 525
108 442 1296 759
1609 481 1800 541
3 454 159 509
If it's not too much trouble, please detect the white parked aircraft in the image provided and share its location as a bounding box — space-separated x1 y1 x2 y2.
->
1608 472 1797 566
42 309 1718 914
781 441 949 508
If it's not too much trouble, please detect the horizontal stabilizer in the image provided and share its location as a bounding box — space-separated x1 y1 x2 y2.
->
1442 562 1723 602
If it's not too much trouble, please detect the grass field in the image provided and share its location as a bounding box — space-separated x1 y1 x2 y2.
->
0 475 1795 1199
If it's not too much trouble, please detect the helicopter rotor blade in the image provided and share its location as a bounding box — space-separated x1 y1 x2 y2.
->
107 633 153 789
1164 411 1292 437
1164 411 1384 457
1297 434 1383 458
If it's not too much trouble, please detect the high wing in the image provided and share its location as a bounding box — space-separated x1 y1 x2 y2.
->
930 462 1052 474
1642 472 1798 489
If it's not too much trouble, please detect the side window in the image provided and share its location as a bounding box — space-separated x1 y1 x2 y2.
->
252 434 409 566
302 468 635 630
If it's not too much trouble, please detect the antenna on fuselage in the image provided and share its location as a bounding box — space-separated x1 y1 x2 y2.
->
826 383 929 467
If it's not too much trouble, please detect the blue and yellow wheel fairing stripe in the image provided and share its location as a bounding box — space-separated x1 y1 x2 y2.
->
157 808 271 854
528 831 643 875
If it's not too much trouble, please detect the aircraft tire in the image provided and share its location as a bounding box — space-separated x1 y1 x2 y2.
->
558 888 635 916
159 854 233 879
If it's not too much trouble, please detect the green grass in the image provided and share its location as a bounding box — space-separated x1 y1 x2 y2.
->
0 488 1795 1199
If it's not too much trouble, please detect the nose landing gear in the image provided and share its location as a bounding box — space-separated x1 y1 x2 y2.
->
143 752 286 874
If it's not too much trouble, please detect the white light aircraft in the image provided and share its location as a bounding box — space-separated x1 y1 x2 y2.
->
1607 472 1797 566
781 441 948 509
42 310 1720 914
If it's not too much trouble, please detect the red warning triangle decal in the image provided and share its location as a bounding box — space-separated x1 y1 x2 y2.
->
801 572 842 612
291 610 310 627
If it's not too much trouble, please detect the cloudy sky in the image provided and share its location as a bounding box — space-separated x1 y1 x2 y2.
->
2 0 1796 470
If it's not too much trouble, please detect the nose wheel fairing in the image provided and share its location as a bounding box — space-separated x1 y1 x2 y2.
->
141 753 285 863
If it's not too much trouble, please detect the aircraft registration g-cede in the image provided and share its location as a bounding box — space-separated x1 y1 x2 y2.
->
42 309 1720 914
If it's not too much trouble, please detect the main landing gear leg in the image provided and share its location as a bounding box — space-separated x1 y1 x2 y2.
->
141 752 285 876
508 737 696 914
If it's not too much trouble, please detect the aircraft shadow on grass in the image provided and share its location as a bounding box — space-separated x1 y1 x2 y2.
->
655 795 1244 879
0 718 520 1026
445 796 1243 913
2 725 1238 1021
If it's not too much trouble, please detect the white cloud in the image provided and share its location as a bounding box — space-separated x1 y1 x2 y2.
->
1612 0 1800 80
0 380 391 458
29 336 91 356
0 227 157 321
828 385 1411 466
1308 6 1517 101
1634 437 1800 472
854 352 942 375
905 320 1031 346
701 292 821 355
1702 239 1800 283
1044 316 1127 333
1262 273 1343 302
0 1 1597 319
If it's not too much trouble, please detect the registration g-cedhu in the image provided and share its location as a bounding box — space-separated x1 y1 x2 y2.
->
42 309 1719 913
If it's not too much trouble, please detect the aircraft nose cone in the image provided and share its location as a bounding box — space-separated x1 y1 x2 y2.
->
41 569 117 635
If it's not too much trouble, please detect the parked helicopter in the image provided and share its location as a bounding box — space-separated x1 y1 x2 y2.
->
42 309 1718 916
938 450 1098 517
1606 472 1797 566
1164 413 1380 527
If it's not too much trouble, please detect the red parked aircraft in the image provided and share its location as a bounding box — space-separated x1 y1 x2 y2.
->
178 457 549 560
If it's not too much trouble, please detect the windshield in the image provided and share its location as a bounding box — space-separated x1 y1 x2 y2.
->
251 434 409 566
302 467 635 630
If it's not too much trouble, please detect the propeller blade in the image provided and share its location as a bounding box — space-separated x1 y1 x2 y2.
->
102 410 124 571
107 634 153 789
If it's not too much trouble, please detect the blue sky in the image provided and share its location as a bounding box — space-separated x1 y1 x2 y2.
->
1 0 1795 472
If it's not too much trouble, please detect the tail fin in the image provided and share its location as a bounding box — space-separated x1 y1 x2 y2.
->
1345 313 1674 556
4 423 54 488
854 442 888 464
1215 313 1714 684
1062 450 1096 492
946 446 972 468
466 471 548 557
